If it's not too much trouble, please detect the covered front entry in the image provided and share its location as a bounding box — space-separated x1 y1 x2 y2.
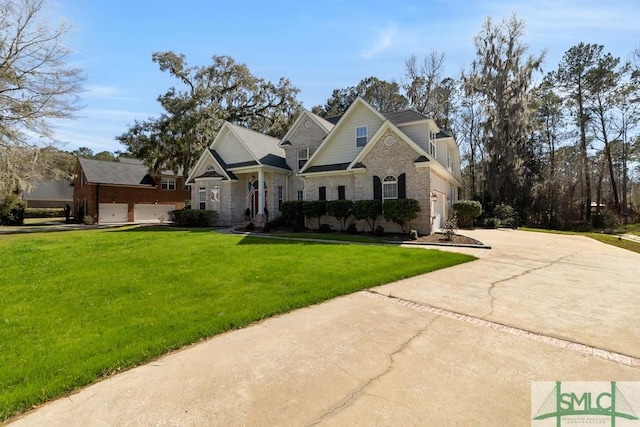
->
246 179 267 220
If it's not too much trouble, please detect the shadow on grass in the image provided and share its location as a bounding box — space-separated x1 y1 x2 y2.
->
108 225 220 233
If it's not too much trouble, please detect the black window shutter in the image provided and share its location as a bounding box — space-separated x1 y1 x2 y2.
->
398 173 406 198
373 176 382 200
338 186 345 200
319 186 326 200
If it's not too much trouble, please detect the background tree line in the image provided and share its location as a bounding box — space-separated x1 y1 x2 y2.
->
2 0 638 229
312 15 640 229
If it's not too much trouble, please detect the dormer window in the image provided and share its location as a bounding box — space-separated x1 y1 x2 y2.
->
429 131 436 157
297 147 315 170
356 126 368 147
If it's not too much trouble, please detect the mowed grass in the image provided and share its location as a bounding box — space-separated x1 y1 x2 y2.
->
0 227 474 420
521 226 640 254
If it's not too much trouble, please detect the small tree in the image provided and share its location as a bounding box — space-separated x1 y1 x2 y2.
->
0 194 26 225
303 200 327 229
383 199 421 233
453 200 483 228
493 203 517 227
327 200 353 231
352 199 382 232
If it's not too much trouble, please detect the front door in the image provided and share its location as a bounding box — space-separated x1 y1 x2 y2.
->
432 193 444 231
248 180 266 219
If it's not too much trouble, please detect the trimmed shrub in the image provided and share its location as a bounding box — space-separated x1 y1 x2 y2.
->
383 198 421 233
268 215 287 230
327 199 353 231
169 209 217 227
281 201 304 229
245 222 254 231
23 208 66 218
303 200 327 229
352 199 382 232
262 221 272 232
374 225 385 236
493 204 515 221
346 222 358 234
452 200 482 228
319 223 331 233
0 194 26 225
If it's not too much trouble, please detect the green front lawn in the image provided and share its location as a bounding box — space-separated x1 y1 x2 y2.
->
0 227 474 420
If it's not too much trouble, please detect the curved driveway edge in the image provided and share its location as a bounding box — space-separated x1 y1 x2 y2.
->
9 230 640 426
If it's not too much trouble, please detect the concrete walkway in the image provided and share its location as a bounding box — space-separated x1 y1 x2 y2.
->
8 230 640 426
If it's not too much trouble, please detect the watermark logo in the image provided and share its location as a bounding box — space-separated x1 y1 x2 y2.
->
532 382 640 427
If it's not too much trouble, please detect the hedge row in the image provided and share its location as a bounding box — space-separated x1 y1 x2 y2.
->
23 208 66 218
169 209 217 227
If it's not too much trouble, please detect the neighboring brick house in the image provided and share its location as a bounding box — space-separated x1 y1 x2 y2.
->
22 180 73 208
187 97 461 234
72 157 191 223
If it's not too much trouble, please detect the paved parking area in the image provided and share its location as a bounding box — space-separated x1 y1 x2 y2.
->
9 230 640 426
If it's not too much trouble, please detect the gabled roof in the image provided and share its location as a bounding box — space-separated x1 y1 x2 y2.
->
23 180 72 201
278 110 334 147
299 97 388 173
226 122 285 164
187 121 289 184
382 109 429 125
346 120 430 170
78 158 156 187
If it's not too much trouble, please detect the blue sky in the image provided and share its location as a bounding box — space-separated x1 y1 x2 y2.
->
50 0 640 153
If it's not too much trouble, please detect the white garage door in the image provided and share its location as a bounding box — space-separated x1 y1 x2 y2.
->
134 204 173 223
99 203 128 223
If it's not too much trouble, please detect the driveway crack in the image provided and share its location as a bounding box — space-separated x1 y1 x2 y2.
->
483 253 575 318
308 304 439 426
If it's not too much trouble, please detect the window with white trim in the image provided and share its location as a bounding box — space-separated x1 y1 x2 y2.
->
277 186 284 211
429 132 436 157
446 146 452 171
161 177 176 190
356 126 368 147
198 187 206 210
297 148 315 170
297 190 304 201
382 176 398 202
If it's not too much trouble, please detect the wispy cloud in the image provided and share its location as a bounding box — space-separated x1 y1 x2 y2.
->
360 24 400 59
83 85 135 101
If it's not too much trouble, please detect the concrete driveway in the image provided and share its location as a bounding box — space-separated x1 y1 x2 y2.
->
9 230 640 426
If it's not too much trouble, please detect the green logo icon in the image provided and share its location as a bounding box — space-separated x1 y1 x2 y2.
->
533 381 639 426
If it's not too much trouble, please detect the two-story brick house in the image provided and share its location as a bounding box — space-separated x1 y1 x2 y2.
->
187 97 461 234
72 157 191 223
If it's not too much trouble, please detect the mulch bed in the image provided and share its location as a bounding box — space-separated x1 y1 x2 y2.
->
237 226 484 246
383 232 483 246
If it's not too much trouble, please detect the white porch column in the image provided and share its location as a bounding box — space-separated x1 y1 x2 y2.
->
258 168 265 214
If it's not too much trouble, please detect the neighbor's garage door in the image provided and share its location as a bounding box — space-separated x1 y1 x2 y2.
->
99 203 128 223
134 204 173 222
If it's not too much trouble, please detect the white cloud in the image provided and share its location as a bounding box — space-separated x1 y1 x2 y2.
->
360 24 400 59
83 85 135 101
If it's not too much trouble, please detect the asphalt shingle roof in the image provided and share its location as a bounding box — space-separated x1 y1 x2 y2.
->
23 180 73 201
79 158 156 187
382 109 429 125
